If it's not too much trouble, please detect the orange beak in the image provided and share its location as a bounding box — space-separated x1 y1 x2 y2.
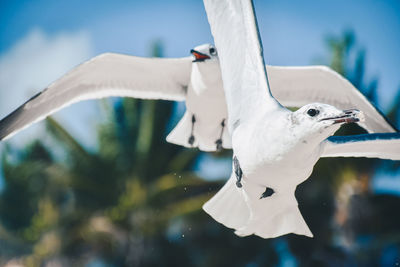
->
190 49 210 62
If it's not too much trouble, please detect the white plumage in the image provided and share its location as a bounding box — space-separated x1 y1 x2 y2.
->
0 46 232 151
0 0 399 240
202 0 400 239
0 46 395 149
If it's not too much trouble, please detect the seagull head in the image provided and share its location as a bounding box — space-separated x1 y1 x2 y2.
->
290 103 364 142
190 44 218 62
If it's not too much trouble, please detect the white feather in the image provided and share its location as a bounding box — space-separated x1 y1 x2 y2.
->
0 53 192 140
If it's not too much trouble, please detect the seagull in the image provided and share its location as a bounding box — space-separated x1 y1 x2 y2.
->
0 43 396 150
0 2 399 239
202 0 400 239
0 44 232 151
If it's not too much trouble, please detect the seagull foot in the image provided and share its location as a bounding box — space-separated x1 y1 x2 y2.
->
215 139 223 151
259 187 275 199
233 156 243 188
188 135 195 146
188 114 196 146
215 119 226 152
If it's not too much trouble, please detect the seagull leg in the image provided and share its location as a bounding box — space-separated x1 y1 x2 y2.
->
233 156 243 188
215 119 226 151
188 114 196 146
259 187 275 199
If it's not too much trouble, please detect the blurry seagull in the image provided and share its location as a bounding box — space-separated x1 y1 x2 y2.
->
0 44 231 151
0 44 396 152
202 0 400 239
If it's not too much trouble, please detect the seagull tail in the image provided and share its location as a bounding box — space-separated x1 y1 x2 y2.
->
234 192 313 239
203 176 250 230
166 111 232 152
166 112 193 148
203 176 313 239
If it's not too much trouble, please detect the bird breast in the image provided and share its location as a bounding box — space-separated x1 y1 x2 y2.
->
232 115 321 187
185 61 227 123
190 61 222 95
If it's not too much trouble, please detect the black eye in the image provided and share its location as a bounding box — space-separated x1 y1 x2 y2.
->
209 47 216 55
307 108 319 117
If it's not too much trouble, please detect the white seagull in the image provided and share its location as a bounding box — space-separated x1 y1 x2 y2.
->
0 44 231 151
0 1 399 239
0 44 396 150
202 0 400 239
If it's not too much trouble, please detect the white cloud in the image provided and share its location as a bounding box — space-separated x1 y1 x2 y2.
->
0 28 93 117
0 28 95 148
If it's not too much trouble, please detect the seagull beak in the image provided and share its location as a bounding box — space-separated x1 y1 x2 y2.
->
319 109 364 125
190 49 210 62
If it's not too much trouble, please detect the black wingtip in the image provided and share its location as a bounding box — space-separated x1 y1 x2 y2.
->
0 89 47 142
0 108 20 141
0 91 44 142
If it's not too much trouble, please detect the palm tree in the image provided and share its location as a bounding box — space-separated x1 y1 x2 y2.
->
2 34 398 267
287 30 400 266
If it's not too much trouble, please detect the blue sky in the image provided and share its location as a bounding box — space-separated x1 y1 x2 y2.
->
0 0 399 183
1 0 399 110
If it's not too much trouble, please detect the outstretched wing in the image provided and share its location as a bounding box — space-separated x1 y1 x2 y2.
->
0 53 192 140
322 133 400 160
267 65 397 133
203 0 281 132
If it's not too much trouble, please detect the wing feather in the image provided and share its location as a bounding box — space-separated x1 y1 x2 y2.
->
267 65 397 133
0 53 192 140
322 133 400 160
203 0 281 132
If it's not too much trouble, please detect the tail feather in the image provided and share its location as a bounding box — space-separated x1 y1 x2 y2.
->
203 176 313 239
203 177 249 229
166 112 193 148
235 204 313 238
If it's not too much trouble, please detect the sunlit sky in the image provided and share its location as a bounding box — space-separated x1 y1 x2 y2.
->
0 0 399 186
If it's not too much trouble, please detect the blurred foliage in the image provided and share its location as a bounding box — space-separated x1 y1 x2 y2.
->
0 33 399 267
293 30 400 266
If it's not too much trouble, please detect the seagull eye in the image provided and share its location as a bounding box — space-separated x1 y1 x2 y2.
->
209 47 217 55
307 108 319 117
